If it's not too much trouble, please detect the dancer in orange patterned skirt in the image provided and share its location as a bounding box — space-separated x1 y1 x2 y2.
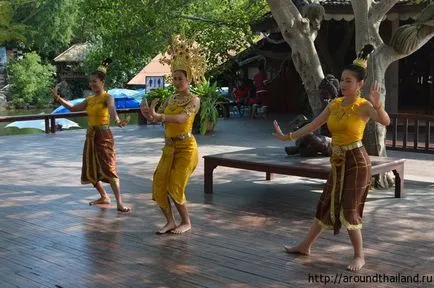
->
52 59 130 212
273 45 390 271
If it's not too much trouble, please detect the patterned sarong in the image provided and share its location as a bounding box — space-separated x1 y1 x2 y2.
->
81 125 118 185
315 142 371 234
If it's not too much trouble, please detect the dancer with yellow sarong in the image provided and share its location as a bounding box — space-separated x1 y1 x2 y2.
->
273 45 390 271
52 59 130 212
140 35 205 234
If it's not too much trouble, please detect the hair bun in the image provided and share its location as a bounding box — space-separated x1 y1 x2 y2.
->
97 58 113 74
357 44 374 60
102 58 113 67
353 44 374 69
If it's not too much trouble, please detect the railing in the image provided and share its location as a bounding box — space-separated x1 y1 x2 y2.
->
2 111 434 153
0 108 144 134
387 113 434 154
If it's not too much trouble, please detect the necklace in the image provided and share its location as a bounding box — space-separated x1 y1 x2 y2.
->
336 97 359 121
171 92 194 106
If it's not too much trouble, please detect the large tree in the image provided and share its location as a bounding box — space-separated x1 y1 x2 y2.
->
267 0 434 187
353 0 434 187
78 0 268 86
12 0 84 59
0 1 26 44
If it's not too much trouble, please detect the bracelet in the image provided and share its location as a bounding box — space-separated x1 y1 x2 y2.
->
286 132 295 141
374 103 383 110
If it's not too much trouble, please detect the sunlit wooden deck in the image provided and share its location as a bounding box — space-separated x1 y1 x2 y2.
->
1 116 433 287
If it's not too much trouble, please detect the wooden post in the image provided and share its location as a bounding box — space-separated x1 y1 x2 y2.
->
430 53 434 115
204 158 217 194
50 116 56 133
138 110 147 125
44 117 50 134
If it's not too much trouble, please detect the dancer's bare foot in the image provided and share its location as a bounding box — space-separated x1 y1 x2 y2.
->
171 223 191 234
89 197 111 206
117 204 131 213
347 256 365 272
284 245 311 256
156 222 177 234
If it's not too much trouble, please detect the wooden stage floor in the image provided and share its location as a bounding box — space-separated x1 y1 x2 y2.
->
1 117 433 287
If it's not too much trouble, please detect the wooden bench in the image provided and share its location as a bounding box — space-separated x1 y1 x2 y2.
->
203 148 405 198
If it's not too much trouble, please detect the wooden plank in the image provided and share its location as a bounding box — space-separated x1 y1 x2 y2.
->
0 125 433 287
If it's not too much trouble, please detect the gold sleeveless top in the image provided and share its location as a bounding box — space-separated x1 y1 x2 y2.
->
86 92 110 126
159 94 199 138
327 97 368 145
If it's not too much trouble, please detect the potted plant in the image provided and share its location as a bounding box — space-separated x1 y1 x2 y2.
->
192 78 224 135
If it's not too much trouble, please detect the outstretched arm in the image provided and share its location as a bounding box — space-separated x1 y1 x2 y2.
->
273 106 330 141
52 85 87 112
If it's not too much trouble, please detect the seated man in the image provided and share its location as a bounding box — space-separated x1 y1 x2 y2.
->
232 73 253 116
251 61 269 119
233 80 249 105
285 74 340 157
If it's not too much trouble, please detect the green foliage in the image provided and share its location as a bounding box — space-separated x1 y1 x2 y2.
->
3 0 268 90
184 0 268 71
78 0 268 86
144 86 174 110
7 52 55 108
12 0 84 58
79 0 192 87
0 1 26 44
192 78 224 135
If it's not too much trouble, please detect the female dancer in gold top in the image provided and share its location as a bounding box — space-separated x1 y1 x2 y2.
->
273 45 390 271
140 35 205 234
52 59 130 212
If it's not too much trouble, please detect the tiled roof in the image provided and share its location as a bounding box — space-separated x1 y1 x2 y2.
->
54 44 89 63
127 54 171 85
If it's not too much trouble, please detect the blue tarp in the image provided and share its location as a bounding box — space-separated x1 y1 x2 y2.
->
52 88 145 114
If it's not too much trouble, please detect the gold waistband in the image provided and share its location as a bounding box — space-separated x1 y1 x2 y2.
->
88 125 110 131
332 141 363 156
165 132 193 144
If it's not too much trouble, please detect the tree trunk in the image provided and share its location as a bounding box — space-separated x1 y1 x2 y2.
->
290 36 324 116
266 1 433 189
267 0 324 116
352 1 434 188
362 45 397 188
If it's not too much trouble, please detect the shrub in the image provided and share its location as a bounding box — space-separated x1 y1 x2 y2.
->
7 52 55 108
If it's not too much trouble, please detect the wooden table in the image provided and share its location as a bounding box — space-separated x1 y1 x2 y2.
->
203 148 405 198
